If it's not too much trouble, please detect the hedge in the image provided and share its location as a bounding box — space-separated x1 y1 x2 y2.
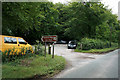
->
77 38 118 50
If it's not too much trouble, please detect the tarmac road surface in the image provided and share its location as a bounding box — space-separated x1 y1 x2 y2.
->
51 44 119 78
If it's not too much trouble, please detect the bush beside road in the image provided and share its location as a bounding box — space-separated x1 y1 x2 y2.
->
75 38 118 53
77 38 118 50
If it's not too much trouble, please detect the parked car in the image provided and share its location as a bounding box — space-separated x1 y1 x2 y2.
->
56 40 67 44
68 40 77 49
0 35 33 54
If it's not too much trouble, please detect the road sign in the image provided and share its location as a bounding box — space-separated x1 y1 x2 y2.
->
41 35 57 42
41 35 57 59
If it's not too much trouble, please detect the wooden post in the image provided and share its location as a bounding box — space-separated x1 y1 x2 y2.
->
48 43 51 55
45 42 46 57
52 43 54 58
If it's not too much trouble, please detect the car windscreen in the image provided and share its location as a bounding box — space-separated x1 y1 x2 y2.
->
18 38 27 44
69 42 76 45
4 37 17 44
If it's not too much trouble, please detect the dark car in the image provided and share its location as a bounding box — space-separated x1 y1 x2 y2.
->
68 41 77 49
56 40 67 44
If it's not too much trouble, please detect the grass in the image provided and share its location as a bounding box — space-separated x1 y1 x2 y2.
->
75 47 118 53
2 55 65 79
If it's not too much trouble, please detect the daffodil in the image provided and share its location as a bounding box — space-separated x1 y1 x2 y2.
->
6 52 8 55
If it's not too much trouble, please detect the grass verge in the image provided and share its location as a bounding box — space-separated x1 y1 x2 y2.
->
75 47 118 53
2 55 65 79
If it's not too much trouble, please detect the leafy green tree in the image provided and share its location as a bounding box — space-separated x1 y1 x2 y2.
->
2 2 59 44
2 2 119 44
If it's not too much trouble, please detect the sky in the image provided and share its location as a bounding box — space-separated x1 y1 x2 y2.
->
101 0 120 15
50 0 120 15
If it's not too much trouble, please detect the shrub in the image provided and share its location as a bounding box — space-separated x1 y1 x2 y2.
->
34 42 44 56
2 42 44 63
2 47 34 63
77 38 118 50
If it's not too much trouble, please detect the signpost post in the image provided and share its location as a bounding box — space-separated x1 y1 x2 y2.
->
45 42 46 57
41 35 57 58
48 43 51 55
52 43 54 58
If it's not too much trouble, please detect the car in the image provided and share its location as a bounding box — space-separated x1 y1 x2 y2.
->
0 35 33 55
56 40 67 44
68 40 77 49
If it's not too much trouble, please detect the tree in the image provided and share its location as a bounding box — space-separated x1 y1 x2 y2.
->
2 2 119 44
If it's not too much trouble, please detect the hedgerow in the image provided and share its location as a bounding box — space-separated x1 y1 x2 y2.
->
77 38 118 50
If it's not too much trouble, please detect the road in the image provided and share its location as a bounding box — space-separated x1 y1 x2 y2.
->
50 44 119 78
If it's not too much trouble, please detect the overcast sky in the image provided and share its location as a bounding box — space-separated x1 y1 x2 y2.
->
101 0 120 14
50 0 120 15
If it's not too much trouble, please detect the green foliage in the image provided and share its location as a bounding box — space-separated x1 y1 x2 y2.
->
2 42 44 63
2 2 59 44
2 48 34 63
77 38 118 50
75 47 118 53
63 2 119 41
2 55 65 78
2 2 120 43
34 41 44 56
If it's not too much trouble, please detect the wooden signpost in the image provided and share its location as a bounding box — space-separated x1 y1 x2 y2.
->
52 43 54 58
41 35 57 58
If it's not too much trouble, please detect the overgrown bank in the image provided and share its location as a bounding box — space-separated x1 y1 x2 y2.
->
2 55 65 79
2 44 66 79
75 38 118 53
75 47 118 53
